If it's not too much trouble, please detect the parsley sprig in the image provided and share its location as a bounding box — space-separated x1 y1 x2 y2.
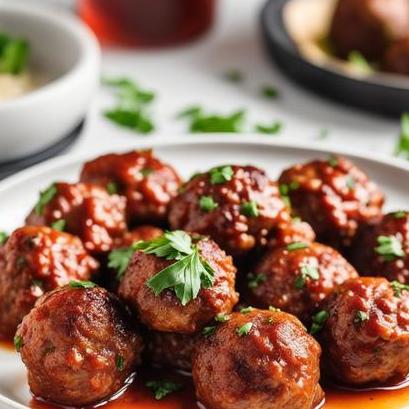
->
108 243 139 280
135 231 215 306
0 33 29 75
35 184 57 216
395 113 409 160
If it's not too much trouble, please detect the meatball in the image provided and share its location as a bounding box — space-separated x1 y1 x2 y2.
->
383 36 409 75
329 0 409 60
26 182 127 254
0 226 98 339
169 165 289 257
279 156 384 248
80 150 182 224
16 285 143 407
118 233 238 333
245 242 358 323
192 309 324 409
268 218 316 250
319 277 409 385
351 211 409 283
146 331 196 371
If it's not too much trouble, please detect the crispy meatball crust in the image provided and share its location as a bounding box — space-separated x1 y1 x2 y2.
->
279 156 384 248
118 237 238 333
80 150 182 224
169 165 289 257
245 242 358 323
268 219 316 250
26 182 127 255
145 331 196 371
383 36 409 75
16 286 143 407
0 226 98 339
329 0 409 60
192 309 324 409
351 211 409 283
319 277 409 385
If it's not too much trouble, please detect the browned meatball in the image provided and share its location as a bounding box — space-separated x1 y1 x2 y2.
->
80 150 182 224
279 156 384 248
169 165 289 257
268 218 316 250
118 233 238 333
383 36 409 74
329 0 409 60
0 226 98 339
318 277 409 385
146 331 196 371
26 182 127 255
16 285 143 407
245 242 358 323
351 211 409 283
192 309 324 409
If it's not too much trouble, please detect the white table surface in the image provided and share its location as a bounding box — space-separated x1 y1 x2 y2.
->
35 0 404 159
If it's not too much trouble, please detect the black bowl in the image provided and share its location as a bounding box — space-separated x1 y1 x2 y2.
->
260 0 409 117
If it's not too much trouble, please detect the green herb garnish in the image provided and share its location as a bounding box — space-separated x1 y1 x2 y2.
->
240 306 254 314
146 380 182 400
294 263 319 289
106 182 118 195
69 280 97 289
261 85 279 99
199 196 218 212
224 69 244 83
209 166 234 184
345 176 356 190
115 355 125 371
35 184 57 216
391 281 409 297
395 113 409 160
14 335 23 352
0 33 29 74
51 219 66 232
254 121 282 135
236 322 253 337
240 200 259 217
140 168 153 177
310 310 329 335
104 109 154 134
215 313 230 322
0 231 8 245
354 310 369 324
202 325 217 337
269 306 281 312
328 155 338 167
287 242 309 251
375 235 405 261
348 51 374 75
393 211 407 219
247 273 267 289
108 243 139 281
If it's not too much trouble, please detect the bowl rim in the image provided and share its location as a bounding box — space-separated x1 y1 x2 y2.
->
0 1 100 111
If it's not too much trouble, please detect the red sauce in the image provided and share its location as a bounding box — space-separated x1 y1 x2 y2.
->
0 334 14 351
78 0 215 47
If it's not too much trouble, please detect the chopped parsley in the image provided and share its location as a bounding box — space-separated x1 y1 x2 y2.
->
115 355 125 371
328 155 338 167
108 243 139 280
199 196 218 212
236 322 253 337
294 263 319 289
140 168 153 177
0 33 29 75
106 182 118 195
310 310 329 335
0 231 8 245
209 166 234 184
51 219 66 232
69 280 97 289
14 335 23 352
287 242 309 251
395 112 409 160
255 121 282 135
240 200 259 217
269 306 281 312
104 109 154 134
215 313 230 322
393 211 407 219
136 231 215 306
224 69 244 83
146 380 182 400
354 310 369 324
247 273 267 289
261 85 279 99
240 306 254 314
279 181 299 207
391 280 409 297
202 325 217 337
345 176 356 190
375 235 405 261
35 184 57 216
347 51 374 75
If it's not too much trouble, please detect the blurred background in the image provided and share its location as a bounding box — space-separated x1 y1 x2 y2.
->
0 0 407 177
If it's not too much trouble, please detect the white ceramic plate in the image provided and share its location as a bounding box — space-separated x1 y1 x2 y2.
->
0 137 408 409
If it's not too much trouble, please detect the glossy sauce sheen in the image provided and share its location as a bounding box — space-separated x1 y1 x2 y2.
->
25 367 409 409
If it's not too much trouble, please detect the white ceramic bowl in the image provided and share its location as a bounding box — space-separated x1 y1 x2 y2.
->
0 1 100 162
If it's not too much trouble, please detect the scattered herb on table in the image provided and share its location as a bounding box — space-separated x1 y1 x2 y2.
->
395 112 409 160
254 121 282 135
261 85 279 99
224 69 244 83
0 33 29 74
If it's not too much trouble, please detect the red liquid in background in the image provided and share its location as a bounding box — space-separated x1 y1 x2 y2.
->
78 0 215 47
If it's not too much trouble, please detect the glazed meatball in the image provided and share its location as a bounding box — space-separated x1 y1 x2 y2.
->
80 150 182 224
245 242 358 323
26 182 127 254
16 285 143 407
268 218 316 250
279 156 384 248
118 233 238 333
319 277 409 385
169 165 289 257
146 331 196 371
351 211 409 283
192 309 324 409
0 226 98 339
383 36 409 75
329 0 409 60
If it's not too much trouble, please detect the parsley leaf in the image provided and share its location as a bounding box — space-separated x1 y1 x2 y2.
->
202 325 217 337
106 182 118 195
391 280 409 297
215 313 230 322
287 242 309 251
14 335 23 352
347 51 374 75
146 380 182 400
69 280 97 289
0 231 8 245
393 211 407 219
328 155 338 167
310 310 329 335
255 121 282 135
247 273 266 289
236 322 253 337
108 244 138 281
224 69 244 83
0 34 29 75
395 112 409 160
240 200 259 217
240 306 254 314
35 184 57 216
354 310 369 324
104 109 154 134
115 355 125 371
199 196 218 212
261 85 279 99
375 235 405 261
209 166 233 184
51 219 66 232
294 263 319 289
